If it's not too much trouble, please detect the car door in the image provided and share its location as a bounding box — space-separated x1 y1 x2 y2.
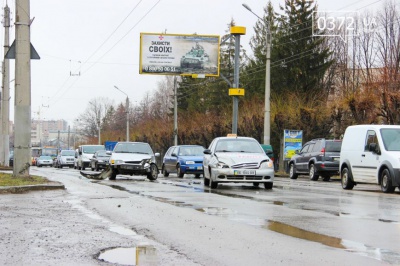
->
356 130 381 183
296 143 313 171
164 147 176 172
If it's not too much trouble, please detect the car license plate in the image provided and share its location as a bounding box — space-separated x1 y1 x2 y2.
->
234 170 255 175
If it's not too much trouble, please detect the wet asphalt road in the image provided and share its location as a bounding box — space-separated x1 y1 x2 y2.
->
1 167 399 265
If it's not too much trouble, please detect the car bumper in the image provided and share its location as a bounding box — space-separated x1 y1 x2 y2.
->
180 164 203 174
111 163 150 175
210 168 274 182
315 161 339 174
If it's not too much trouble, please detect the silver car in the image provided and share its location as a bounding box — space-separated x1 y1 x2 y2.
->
203 136 274 189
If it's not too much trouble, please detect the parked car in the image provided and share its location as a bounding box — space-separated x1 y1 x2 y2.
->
9 153 13 167
340 125 400 193
203 135 274 189
90 150 111 171
162 145 205 178
288 138 342 181
57 150 75 168
108 142 160 180
76 145 106 170
261 144 276 171
36 155 54 167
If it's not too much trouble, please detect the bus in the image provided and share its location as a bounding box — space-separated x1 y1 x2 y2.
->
42 147 58 160
31 147 42 166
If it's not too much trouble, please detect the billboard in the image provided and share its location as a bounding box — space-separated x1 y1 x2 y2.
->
139 33 220 76
283 130 303 160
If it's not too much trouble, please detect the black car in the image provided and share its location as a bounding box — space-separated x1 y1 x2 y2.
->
288 138 342 181
90 150 111 171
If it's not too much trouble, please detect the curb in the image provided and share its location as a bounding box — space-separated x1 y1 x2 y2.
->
0 182 65 194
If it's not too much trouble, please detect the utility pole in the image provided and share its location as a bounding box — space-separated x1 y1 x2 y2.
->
126 96 129 142
0 4 10 166
173 76 178 146
13 0 32 177
67 125 70 149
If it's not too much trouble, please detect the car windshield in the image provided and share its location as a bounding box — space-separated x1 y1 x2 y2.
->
178 146 204 156
82 146 105 154
114 143 153 155
381 128 400 151
325 141 342 152
215 139 264 153
61 150 75 156
39 156 52 160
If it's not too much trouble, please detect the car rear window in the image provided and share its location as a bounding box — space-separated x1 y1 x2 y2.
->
325 141 342 152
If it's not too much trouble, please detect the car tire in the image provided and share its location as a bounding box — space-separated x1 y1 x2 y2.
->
309 164 319 181
204 177 210 186
110 169 117 180
264 182 273 189
341 167 354 190
381 168 395 193
177 165 184 178
162 164 169 177
289 163 298 179
253 182 260 187
210 179 218 189
322 175 331 182
147 164 159 181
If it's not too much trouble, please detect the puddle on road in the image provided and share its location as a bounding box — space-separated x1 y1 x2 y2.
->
265 220 400 264
98 245 157 266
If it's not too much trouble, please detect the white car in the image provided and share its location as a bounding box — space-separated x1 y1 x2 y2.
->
36 156 53 167
203 136 274 189
57 150 75 168
108 142 160 180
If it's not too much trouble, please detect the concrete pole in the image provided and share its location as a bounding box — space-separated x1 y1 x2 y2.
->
126 96 129 142
98 111 101 145
232 34 241 134
13 0 31 177
1 4 10 166
173 76 178 146
264 31 271 145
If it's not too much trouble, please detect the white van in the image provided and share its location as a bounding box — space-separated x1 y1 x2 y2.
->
76 145 105 170
340 125 400 193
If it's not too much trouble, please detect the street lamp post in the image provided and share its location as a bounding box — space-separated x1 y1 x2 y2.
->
114 86 129 142
242 3 271 145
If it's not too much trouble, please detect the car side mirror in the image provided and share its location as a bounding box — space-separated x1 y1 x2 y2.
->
171 153 177 157
369 143 381 155
203 149 211 155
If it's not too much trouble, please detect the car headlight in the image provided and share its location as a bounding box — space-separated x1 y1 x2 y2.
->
111 159 124 165
141 158 151 165
216 162 229 168
186 161 195 164
260 160 273 169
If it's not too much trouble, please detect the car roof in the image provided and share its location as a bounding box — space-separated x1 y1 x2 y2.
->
214 136 257 141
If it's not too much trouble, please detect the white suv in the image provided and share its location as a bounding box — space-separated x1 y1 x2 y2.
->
108 142 160 180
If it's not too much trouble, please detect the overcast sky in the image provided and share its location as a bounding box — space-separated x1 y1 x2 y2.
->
0 0 385 125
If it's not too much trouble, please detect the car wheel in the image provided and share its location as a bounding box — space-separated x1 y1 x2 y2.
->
204 177 210 186
341 167 354 190
381 168 395 193
82 164 86 170
177 165 184 178
195 174 201 179
210 179 218 189
289 163 298 179
253 182 260 187
147 164 158 181
309 164 319 181
162 164 169 177
110 169 117 180
264 182 273 189
95 164 99 172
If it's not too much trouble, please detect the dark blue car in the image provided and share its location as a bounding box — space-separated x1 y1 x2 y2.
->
162 145 205 178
